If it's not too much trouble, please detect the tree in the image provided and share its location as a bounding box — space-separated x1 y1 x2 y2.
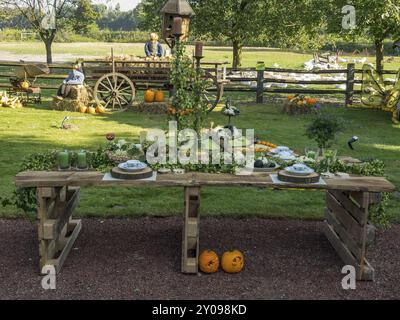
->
323 0 400 73
193 0 323 68
192 0 265 68
135 0 166 32
72 0 99 34
0 0 74 63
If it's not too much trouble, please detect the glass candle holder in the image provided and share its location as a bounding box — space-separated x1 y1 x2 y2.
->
305 147 320 160
77 150 88 170
58 150 70 170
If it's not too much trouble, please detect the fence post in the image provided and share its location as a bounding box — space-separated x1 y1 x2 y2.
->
256 68 264 104
345 63 355 107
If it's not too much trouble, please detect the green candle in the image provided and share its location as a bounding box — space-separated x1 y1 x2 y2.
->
77 150 87 170
58 150 70 170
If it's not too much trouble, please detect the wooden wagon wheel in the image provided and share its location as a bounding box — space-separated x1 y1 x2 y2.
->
94 72 135 111
203 70 226 113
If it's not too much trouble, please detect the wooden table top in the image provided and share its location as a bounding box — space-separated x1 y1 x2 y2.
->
15 171 396 193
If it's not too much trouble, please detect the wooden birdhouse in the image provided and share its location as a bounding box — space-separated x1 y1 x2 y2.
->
161 0 195 42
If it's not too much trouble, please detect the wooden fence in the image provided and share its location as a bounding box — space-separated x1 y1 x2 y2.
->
223 64 398 107
0 60 398 106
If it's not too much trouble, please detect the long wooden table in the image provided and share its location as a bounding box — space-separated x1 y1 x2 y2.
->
15 171 396 281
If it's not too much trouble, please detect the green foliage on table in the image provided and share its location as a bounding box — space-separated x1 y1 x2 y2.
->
305 114 345 149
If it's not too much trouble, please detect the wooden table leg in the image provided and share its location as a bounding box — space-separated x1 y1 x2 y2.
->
324 190 377 281
37 186 81 274
182 186 201 274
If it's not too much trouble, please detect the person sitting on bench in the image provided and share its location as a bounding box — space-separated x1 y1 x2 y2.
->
57 64 85 98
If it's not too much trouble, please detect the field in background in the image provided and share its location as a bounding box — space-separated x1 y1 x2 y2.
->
1 41 400 70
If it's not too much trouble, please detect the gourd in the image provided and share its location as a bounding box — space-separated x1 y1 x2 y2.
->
87 106 96 114
95 105 105 114
78 103 87 114
144 89 155 103
221 250 244 273
199 250 219 274
20 81 30 90
155 89 165 102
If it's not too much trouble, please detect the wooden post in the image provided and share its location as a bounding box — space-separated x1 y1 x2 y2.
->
324 190 375 281
182 187 201 274
345 63 355 107
37 186 82 274
256 69 264 104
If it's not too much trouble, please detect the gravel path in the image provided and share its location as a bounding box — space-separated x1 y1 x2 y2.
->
0 218 399 300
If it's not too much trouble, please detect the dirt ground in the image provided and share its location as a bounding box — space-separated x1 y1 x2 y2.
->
0 217 399 300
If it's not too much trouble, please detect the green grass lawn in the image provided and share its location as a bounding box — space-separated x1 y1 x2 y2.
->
0 97 399 222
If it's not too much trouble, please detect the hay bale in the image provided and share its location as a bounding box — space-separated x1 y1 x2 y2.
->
52 97 82 112
135 102 169 115
52 85 93 112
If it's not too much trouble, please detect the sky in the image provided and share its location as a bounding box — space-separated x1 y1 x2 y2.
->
93 0 140 12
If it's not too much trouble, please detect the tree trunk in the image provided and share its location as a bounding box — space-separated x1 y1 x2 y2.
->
375 39 384 74
232 40 243 69
45 39 53 64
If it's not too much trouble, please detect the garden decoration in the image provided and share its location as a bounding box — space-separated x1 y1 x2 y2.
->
0 91 23 109
222 98 240 125
284 95 319 115
8 62 49 104
221 250 245 274
199 250 220 274
361 64 400 124
161 0 195 48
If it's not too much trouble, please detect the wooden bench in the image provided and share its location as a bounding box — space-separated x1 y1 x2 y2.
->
14 171 396 281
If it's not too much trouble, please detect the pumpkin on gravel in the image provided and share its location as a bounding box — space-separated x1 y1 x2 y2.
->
199 250 219 274
221 250 244 274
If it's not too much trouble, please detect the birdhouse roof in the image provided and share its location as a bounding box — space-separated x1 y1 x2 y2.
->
161 0 195 16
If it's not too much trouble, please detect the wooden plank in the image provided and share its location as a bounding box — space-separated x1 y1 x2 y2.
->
15 171 397 193
37 187 57 199
330 190 367 225
182 187 200 274
349 192 369 208
325 209 363 260
47 220 82 274
323 222 374 281
326 192 364 244
42 188 80 240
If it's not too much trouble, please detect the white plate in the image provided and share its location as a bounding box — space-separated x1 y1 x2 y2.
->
285 166 315 176
118 162 148 172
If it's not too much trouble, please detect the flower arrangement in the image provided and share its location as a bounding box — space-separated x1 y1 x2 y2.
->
284 94 320 115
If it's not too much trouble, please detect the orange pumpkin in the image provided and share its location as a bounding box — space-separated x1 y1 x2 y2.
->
221 250 244 274
78 105 87 114
87 106 96 115
155 89 165 102
199 250 219 274
287 95 295 101
306 97 317 105
144 89 155 103
95 105 106 114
